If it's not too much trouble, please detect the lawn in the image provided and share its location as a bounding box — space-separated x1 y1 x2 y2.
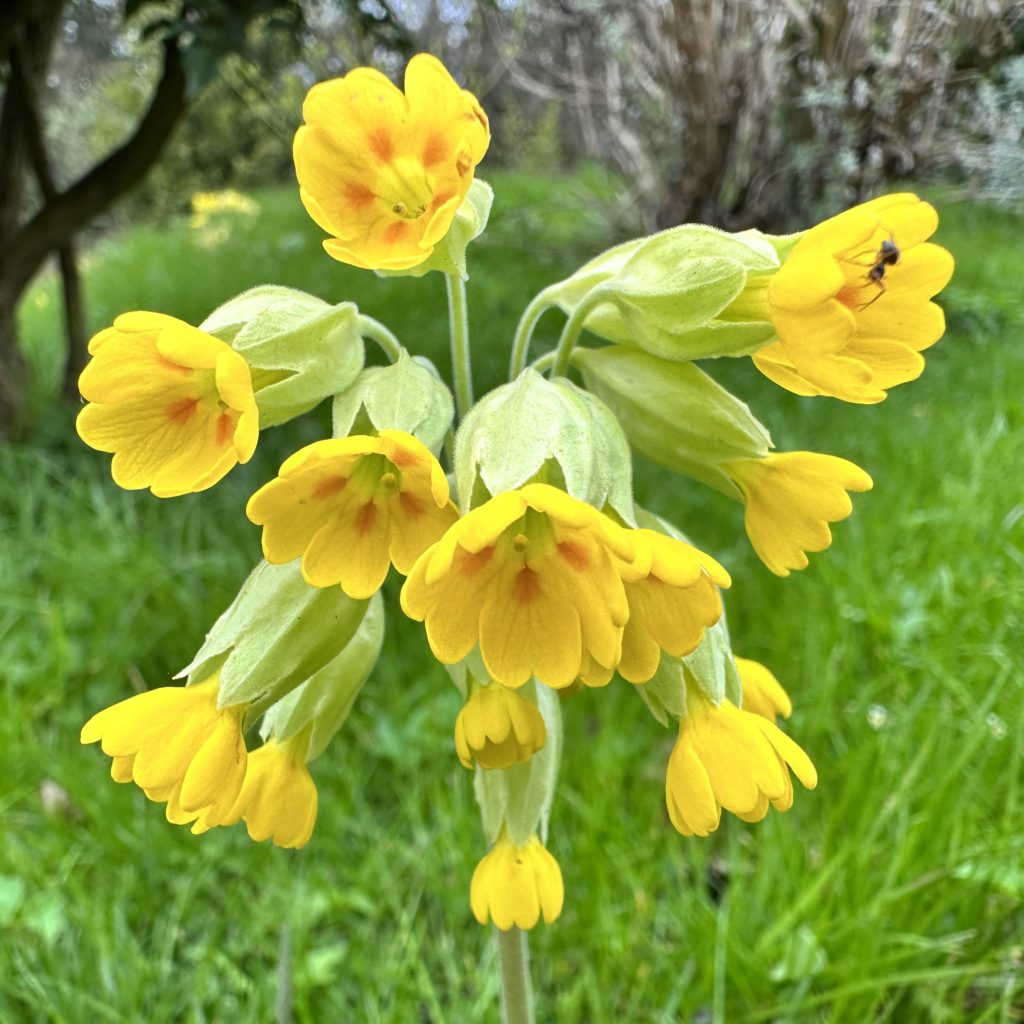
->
1 174 1022 1022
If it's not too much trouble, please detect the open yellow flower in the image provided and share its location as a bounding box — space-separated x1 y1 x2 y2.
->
80 676 247 830
665 693 817 837
470 834 564 931
294 53 490 271
454 681 547 770
206 734 318 849
616 529 731 684
77 312 258 497
247 429 457 599
736 657 792 721
723 451 873 576
754 193 954 403
401 484 635 690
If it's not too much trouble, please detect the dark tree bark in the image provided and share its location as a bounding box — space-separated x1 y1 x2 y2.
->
0 18 187 438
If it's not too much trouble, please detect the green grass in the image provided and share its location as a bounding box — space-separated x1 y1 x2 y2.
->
2 179 1023 1022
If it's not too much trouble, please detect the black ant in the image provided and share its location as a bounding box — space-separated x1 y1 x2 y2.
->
846 237 901 309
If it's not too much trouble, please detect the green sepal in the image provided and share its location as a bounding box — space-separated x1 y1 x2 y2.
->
200 286 365 428
375 179 493 281
179 560 369 714
474 681 562 846
331 349 455 455
574 346 771 498
736 227 803 264
258 592 385 761
549 225 780 361
455 368 635 521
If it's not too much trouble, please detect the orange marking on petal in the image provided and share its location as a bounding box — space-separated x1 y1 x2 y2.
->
155 354 192 376
355 501 378 535
368 128 394 162
557 541 590 572
166 397 198 424
422 133 447 166
215 412 234 447
313 477 348 501
388 447 419 469
512 568 542 604
455 546 495 579
344 182 376 209
430 190 455 212
384 221 409 244
399 491 424 519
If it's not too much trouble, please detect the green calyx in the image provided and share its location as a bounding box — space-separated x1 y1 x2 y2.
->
332 349 455 455
201 285 365 428
455 368 635 520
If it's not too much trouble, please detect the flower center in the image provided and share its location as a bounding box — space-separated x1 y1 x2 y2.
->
376 156 434 221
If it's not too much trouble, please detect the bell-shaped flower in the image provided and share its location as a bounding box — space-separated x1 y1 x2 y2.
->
401 483 634 690
665 692 817 837
80 675 247 830
293 53 490 271
753 193 955 403
454 680 547 770
247 429 458 599
470 834 564 931
736 657 792 721
722 452 873 576
76 312 258 496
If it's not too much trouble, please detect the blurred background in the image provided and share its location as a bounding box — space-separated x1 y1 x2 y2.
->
1 1 1023 1021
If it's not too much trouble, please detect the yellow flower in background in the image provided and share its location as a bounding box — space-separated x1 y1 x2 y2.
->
615 529 731 685
76 312 258 497
207 734 318 849
755 193 954 403
454 682 547 770
665 693 817 837
247 430 457 599
80 676 247 830
736 657 793 721
294 53 490 271
723 451 873 576
470 834 564 931
401 484 635 690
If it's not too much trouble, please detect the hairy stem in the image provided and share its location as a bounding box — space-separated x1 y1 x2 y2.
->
497 927 535 1024
446 273 473 419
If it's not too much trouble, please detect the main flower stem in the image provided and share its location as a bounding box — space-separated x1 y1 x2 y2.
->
446 273 473 419
497 927 534 1024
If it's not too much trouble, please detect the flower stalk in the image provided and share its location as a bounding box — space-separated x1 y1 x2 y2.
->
446 272 474 419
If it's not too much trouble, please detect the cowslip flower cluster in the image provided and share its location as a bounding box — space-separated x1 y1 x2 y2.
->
76 51 952 958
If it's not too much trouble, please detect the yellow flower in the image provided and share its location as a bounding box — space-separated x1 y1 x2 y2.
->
208 734 318 849
454 682 547 770
665 693 817 837
80 677 247 829
736 657 792 720
294 53 490 271
755 193 954 403
401 484 635 690
616 529 731 684
76 312 258 497
470 834 564 930
722 452 873 576
247 429 458 599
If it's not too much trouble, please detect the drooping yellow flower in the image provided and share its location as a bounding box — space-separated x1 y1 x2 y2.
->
401 484 635 690
470 834 564 931
665 693 817 837
722 452 873 576
616 529 731 684
755 193 955 403
247 430 457 599
76 312 258 497
294 53 490 271
80 676 247 829
208 734 318 849
736 657 792 720
454 681 547 770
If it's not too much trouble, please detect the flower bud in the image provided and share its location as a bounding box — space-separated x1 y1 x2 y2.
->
201 285 365 427
454 678 547 770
